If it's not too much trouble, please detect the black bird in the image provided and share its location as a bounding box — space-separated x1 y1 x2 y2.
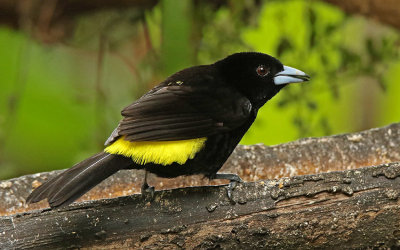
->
26 52 310 208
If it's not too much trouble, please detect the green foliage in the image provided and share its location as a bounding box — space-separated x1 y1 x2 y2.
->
0 0 399 179
0 28 141 178
239 1 399 144
161 0 192 75
0 31 94 177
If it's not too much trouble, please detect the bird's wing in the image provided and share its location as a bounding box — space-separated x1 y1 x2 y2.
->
105 84 252 144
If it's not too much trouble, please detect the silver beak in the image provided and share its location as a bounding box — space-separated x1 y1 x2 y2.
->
274 65 310 85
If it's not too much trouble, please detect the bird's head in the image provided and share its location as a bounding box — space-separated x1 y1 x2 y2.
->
215 52 310 108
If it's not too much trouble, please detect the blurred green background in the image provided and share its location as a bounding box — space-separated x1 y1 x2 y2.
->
1 0 399 179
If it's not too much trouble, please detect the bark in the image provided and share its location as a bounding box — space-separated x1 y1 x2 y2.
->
1 123 400 216
1 163 400 249
1 123 400 249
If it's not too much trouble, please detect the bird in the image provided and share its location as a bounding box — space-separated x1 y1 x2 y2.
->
26 52 310 208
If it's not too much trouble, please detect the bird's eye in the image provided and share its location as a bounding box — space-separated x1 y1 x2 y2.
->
256 65 270 77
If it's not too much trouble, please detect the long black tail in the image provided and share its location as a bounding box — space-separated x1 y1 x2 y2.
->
26 152 133 208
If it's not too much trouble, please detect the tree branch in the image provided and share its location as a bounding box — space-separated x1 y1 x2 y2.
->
0 0 158 42
1 123 400 248
323 0 400 30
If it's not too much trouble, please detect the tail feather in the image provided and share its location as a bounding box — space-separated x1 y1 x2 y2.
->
26 152 133 208
26 152 107 203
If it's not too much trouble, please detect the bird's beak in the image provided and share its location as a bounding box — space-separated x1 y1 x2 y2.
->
274 66 310 85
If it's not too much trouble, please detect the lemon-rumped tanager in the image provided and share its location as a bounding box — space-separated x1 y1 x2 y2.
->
26 52 310 208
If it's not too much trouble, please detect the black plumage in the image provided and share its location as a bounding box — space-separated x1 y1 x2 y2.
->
27 52 310 208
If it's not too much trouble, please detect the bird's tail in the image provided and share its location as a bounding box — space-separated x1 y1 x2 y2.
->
26 152 133 208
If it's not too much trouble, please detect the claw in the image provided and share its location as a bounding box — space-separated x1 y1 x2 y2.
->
141 171 155 200
209 173 243 203
141 182 155 201
227 181 237 201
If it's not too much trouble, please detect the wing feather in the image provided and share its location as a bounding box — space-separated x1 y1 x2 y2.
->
105 67 252 144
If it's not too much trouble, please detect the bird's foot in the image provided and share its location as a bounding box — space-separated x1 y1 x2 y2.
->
210 173 243 203
141 182 155 200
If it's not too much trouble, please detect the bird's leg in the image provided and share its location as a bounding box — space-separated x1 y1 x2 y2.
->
141 170 155 199
209 173 243 202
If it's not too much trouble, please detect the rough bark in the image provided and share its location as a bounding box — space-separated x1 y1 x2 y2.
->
1 123 399 216
1 162 400 249
1 123 400 248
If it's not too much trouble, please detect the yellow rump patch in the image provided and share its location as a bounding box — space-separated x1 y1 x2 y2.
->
104 137 207 165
